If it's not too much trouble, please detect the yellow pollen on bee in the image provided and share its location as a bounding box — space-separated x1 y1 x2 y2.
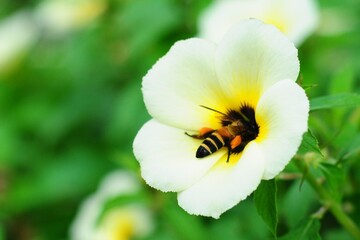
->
199 127 214 136
230 135 242 149
217 128 231 138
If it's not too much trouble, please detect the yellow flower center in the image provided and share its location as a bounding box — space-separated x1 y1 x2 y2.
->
74 1 107 26
263 9 289 34
97 209 136 240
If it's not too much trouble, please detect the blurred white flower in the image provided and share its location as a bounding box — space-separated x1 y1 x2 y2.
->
198 0 319 46
318 8 356 36
34 0 107 36
0 11 38 73
134 20 309 218
70 171 153 240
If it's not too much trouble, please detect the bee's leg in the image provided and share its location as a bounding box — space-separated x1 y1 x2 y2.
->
185 132 203 139
185 127 214 139
226 146 231 163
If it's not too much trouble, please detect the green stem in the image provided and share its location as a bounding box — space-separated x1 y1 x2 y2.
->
294 159 360 239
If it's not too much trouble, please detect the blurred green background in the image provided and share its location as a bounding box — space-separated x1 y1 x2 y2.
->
0 0 359 239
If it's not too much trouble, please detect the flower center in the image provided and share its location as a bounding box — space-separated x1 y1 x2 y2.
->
220 105 259 154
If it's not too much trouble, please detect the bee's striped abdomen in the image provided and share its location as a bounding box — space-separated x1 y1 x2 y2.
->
196 132 225 158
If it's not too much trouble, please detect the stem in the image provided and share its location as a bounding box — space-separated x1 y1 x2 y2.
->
312 206 328 219
294 158 360 239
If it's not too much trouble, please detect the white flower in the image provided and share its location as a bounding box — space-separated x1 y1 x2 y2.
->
133 20 309 218
0 11 38 73
33 0 106 36
198 0 319 46
317 8 356 36
70 171 153 240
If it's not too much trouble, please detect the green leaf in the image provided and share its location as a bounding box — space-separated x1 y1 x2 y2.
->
328 66 356 126
0 224 4 240
297 130 323 156
338 133 360 161
318 163 345 202
120 0 181 57
310 93 360 111
329 65 355 95
207 201 269 240
162 194 207 240
254 179 278 237
279 218 321 240
283 180 317 228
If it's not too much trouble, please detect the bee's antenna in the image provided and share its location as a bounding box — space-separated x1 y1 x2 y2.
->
199 105 226 116
200 105 250 122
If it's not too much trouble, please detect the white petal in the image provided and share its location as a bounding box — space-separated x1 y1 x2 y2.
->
178 142 264 218
0 11 38 71
70 171 142 240
215 19 299 107
70 195 102 240
142 38 228 131
276 0 319 46
198 0 268 43
34 0 106 36
255 80 309 179
133 119 226 192
96 171 141 197
94 204 153 240
198 0 319 46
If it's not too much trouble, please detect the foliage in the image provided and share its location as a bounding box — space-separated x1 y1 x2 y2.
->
254 179 278 237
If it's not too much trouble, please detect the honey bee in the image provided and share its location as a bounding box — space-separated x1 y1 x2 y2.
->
186 105 259 162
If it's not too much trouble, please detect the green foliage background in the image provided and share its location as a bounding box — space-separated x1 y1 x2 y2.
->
0 0 359 239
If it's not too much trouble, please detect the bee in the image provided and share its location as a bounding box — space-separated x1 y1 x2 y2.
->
186 105 259 162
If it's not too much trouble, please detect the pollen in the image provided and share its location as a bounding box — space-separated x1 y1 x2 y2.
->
199 127 214 136
230 135 242 149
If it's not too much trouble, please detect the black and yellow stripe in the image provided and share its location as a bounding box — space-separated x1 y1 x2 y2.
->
196 132 225 158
